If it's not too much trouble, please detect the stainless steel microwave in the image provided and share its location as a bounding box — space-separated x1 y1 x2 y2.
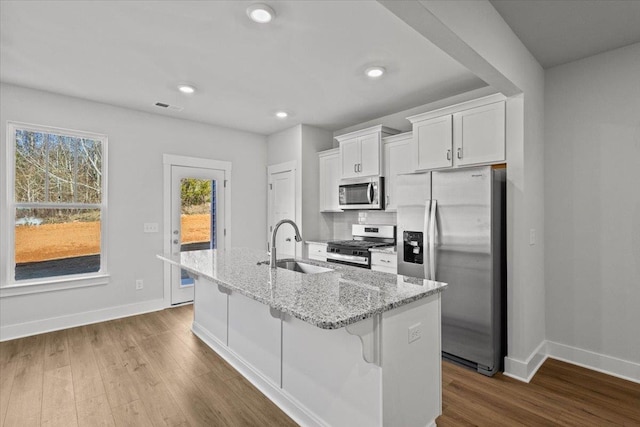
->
338 177 384 210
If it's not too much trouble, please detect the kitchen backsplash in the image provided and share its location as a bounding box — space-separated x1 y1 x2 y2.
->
330 210 397 240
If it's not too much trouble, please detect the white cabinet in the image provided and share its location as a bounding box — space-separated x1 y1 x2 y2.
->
408 95 506 171
336 125 399 179
454 101 506 166
307 242 327 261
318 149 342 212
412 115 453 171
371 251 397 274
383 132 413 212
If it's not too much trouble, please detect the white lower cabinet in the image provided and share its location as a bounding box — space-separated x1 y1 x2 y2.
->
371 251 397 274
228 292 282 386
307 242 327 261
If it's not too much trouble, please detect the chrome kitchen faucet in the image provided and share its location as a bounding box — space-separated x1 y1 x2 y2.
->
270 219 302 268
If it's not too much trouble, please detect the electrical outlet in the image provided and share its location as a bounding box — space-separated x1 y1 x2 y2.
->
144 223 159 233
135 279 144 290
408 323 422 344
529 228 536 245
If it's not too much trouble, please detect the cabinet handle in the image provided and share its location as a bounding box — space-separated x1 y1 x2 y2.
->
359 163 362 172
354 164 357 173
386 195 390 207
381 259 391 263
446 149 452 160
457 148 462 159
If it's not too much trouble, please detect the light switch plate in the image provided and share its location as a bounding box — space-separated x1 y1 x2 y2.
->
144 223 159 233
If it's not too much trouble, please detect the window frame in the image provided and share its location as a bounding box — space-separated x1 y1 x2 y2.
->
2 121 109 297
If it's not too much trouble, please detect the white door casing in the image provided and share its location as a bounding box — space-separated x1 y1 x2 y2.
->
268 162 297 259
163 154 231 307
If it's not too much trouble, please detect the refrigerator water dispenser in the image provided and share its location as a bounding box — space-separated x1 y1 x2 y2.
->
403 231 423 264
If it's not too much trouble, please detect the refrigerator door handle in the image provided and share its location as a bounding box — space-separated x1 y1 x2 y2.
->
424 200 432 280
428 199 438 281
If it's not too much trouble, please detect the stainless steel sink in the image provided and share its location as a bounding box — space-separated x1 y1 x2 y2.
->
276 260 333 274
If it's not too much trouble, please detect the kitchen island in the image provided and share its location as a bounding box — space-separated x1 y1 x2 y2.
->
158 248 447 427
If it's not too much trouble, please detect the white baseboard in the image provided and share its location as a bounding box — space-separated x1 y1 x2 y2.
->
192 322 327 427
503 340 548 383
0 298 166 341
503 339 640 384
546 340 640 384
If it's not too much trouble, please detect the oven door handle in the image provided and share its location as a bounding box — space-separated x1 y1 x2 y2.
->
367 182 373 204
327 253 369 265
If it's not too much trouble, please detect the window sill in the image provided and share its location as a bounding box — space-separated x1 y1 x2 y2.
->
0 273 110 298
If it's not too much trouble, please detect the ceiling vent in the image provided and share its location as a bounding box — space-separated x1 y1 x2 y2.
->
154 102 184 112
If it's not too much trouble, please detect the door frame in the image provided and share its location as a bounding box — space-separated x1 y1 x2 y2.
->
267 161 300 257
163 154 232 307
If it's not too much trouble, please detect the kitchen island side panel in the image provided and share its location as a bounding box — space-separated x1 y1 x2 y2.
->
281 316 383 427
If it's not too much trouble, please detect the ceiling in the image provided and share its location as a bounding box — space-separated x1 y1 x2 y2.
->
491 0 640 69
0 1 486 135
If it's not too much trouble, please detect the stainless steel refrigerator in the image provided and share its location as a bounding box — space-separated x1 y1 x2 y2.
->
397 166 506 376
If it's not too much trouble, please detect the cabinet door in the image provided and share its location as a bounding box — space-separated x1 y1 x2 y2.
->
384 140 412 211
340 137 360 179
358 133 381 177
307 243 327 261
454 101 505 166
319 152 342 212
413 115 453 171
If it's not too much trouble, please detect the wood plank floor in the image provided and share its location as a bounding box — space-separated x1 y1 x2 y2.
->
1 305 639 426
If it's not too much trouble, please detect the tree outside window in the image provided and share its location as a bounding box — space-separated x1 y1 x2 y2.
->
9 123 107 282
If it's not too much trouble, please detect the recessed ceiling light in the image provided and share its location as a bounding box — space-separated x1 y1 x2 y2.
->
177 84 196 94
365 66 386 78
247 4 275 24
275 111 288 119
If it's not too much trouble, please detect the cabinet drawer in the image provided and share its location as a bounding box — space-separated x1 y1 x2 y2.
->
371 252 397 272
307 243 327 261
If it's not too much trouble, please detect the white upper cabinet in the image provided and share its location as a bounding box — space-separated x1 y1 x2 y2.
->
412 115 453 171
454 101 505 166
383 132 413 212
318 148 342 212
336 125 399 179
408 94 506 172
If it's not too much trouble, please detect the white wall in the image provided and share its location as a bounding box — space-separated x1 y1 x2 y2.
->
301 125 334 241
0 83 267 339
544 43 640 367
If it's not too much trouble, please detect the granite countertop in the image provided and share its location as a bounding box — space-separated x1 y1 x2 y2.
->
158 247 446 330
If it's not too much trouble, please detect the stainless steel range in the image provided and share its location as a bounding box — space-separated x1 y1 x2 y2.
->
327 224 396 268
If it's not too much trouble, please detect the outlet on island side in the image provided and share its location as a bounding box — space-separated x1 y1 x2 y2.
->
135 279 144 290
408 323 422 344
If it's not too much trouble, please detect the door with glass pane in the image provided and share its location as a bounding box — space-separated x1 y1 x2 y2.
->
171 166 225 305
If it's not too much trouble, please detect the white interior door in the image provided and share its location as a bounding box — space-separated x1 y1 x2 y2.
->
171 165 225 305
268 166 296 258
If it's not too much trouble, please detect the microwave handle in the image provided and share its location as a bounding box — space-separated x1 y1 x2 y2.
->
367 183 373 204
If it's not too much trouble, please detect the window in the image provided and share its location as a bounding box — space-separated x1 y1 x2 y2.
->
6 122 107 287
